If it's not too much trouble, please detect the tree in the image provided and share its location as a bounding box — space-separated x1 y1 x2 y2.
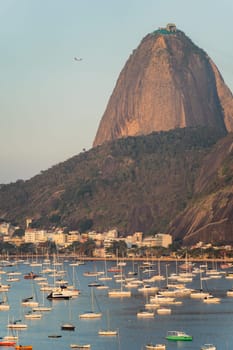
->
13 228 25 237
106 240 128 258
0 242 17 255
82 239 96 257
19 243 36 254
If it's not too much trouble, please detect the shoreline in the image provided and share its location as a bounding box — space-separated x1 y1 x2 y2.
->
1 255 233 263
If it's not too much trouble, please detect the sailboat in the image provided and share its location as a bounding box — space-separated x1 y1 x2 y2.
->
98 310 118 336
32 290 52 312
79 287 102 319
24 310 42 319
7 319 28 329
108 265 131 298
66 265 81 297
12 330 32 350
0 339 16 346
70 345 91 349
190 270 211 299
21 280 39 307
61 300 75 330
98 259 112 281
0 292 10 310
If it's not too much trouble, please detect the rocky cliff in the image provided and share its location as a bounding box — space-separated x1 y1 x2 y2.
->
169 133 233 245
93 25 233 147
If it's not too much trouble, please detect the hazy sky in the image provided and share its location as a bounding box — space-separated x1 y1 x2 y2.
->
0 0 233 184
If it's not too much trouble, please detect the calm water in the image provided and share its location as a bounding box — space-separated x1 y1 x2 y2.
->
0 259 233 350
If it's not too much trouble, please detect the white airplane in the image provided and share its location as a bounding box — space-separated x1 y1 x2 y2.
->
74 56 82 61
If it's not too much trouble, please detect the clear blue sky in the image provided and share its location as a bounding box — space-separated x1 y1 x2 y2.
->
0 0 232 184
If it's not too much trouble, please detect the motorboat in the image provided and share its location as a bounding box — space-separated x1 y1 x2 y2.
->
166 330 192 341
47 287 72 300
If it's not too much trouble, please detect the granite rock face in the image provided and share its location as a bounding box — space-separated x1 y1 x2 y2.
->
93 26 233 147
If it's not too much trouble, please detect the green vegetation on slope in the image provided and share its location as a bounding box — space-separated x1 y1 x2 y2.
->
0 126 224 234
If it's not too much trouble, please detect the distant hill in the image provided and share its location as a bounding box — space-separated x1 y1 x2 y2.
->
0 126 229 245
93 24 233 147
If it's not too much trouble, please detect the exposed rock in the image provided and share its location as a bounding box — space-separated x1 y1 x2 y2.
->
169 133 233 245
93 25 233 147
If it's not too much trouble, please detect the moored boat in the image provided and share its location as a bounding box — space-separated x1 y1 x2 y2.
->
24 272 38 280
14 346 32 350
0 340 16 346
79 287 102 319
98 329 118 336
70 344 91 349
79 311 102 319
48 335 62 338
137 310 154 318
190 290 210 299
61 323 75 331
47 287 72 300
157 308 171 315
24 311 42 319
201 344 217 350
166 330 192 341
200 345 216 350
108 289 131 297
226 288 233 296
7 321 28 329
203 294 220 304
145 344 166 350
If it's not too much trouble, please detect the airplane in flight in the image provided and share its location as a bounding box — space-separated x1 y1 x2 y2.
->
74 56 82 61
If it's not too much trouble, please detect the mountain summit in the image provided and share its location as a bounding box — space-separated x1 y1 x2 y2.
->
93 24 233 147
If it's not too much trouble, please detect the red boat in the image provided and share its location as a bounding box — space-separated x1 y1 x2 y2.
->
24 272 39 280
108 266 121 273
0 340 16 346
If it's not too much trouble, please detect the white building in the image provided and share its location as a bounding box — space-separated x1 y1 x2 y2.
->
140 233 172 248
154 233 172 248
25 229 48 243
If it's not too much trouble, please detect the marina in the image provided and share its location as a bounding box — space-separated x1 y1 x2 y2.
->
0 258 232 349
